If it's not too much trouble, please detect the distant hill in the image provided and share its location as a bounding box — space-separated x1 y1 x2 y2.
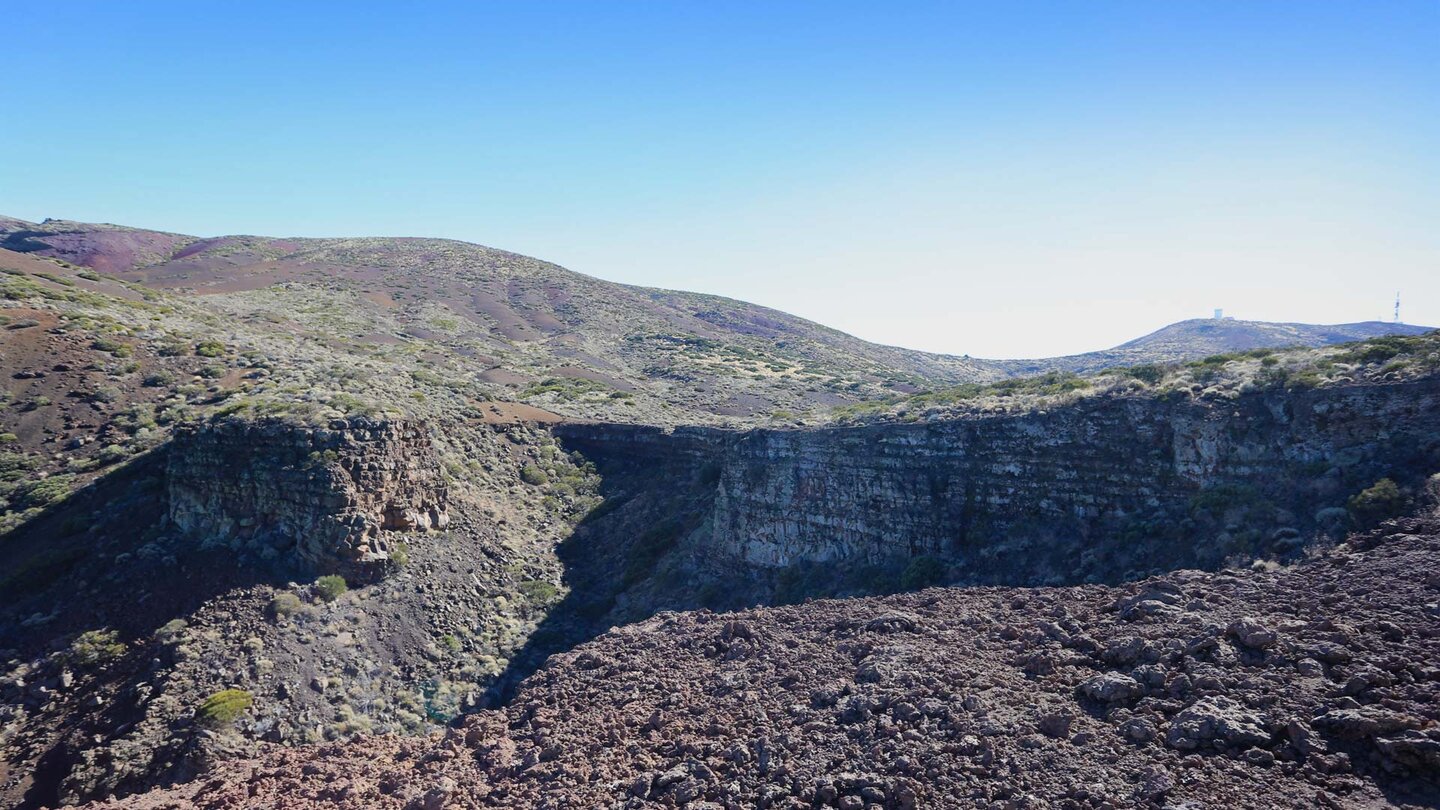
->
995 318 1434 376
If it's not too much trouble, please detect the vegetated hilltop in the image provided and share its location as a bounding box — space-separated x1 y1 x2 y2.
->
96 508 1440 809
0 216 1002 426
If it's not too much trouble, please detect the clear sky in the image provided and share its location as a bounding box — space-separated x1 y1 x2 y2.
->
3 1 1436 358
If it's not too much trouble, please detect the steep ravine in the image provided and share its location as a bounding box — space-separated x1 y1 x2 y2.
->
0 417 583 808
507 379 1440 689
559 378 1440 582
6 378 1440 806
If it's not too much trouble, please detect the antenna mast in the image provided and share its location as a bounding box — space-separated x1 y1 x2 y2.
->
1395 292 1401 324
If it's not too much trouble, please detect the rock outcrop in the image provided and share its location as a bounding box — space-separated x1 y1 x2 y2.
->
558 379 1440 584
166 417 449 576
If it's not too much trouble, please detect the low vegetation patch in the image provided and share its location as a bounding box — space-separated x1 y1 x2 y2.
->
69 629 126 667
314 575 348 602
1349 478 1405 528
196 689 253 728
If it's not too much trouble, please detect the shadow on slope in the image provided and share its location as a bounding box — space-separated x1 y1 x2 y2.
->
0 450 321 809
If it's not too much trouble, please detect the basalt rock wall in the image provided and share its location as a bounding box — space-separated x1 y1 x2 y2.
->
166 417 449 576
556 379 1440 584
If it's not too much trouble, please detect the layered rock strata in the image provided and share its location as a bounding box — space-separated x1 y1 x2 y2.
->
558 379 1440 583
166 417 449 575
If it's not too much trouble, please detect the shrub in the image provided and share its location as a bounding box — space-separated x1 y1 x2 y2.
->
70 629 126 666
142 371 176 387
314 575 348 602
269 592 304 619
13 474 75 509
154 618 188 643
95 444 130 465
900 555 946 591
88 385 121 404
519 464 547 486
518 579 559 605
1337 342 1402 365
1120 364 1166 385
1348 478 1405 527
388 544 410 569
196 689 253 728
195 340 226 357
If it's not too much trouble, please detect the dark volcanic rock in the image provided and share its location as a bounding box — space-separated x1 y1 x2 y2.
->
92 518 1440 809
167 416 449 576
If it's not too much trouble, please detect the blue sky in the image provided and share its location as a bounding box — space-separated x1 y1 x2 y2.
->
3 1 1436 357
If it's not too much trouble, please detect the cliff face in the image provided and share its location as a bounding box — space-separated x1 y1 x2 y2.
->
166 417 449 575
557 379 1440 586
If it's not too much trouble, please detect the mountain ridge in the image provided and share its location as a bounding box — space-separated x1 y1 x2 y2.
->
1 215 1429 397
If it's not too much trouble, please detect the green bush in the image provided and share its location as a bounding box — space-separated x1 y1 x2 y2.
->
13 474 75 510
314 575 348 602
154 618 187 643
88 385 121 404
520 464 548 486
70 629 126 667
900 555 946 591
388 544 410 569
1348 478 1405 527
195 340 226 357
91 337 129 355
269 592 304 618
95 444 130 465
518 579 559 605
1119 364 1166 385
196 689 253 728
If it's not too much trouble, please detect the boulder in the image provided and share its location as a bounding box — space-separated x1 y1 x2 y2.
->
1077 673 1144 705
1165 696 1270 751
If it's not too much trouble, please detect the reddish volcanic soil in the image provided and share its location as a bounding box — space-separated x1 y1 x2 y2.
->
91 516 1440 809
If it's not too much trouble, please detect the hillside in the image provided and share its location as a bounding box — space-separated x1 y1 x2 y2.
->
3 216 1429 427
0 217 1001 425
